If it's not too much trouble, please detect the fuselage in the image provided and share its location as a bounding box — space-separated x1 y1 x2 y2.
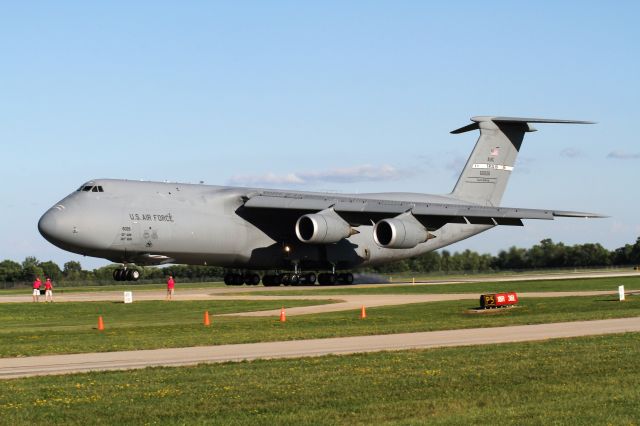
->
38 179 491 271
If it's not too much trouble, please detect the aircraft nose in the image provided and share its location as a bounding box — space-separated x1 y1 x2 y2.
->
38 206 68 246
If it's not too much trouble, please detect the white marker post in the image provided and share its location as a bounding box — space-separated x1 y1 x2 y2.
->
124 291 133 304
618 285 625 302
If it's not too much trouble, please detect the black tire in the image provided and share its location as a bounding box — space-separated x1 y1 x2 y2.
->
281 274 291 286
245 273 260 285
344 273 354 284
290 274 299 285
115 269 125 281
337 273 353 285
113 269 120 281
224 274 233 285
306 273 317 285
125 270 134 281
233 274 244 285
131 270 140 281
318 273 335 286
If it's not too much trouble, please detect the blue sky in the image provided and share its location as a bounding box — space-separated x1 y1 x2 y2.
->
2 1 639 270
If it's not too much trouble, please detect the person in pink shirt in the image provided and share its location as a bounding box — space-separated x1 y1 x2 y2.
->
44 278 54 302
166 275 175 301
32 277 41 302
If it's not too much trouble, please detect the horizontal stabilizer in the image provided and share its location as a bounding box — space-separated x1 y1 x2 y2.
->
552 210 608 219
451 116 595 134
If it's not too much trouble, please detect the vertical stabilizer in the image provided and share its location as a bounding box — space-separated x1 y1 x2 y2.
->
450 116 593 206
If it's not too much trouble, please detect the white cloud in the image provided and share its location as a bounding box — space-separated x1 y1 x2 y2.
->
560 147 583 158
606 150 640 160
227 164 411 186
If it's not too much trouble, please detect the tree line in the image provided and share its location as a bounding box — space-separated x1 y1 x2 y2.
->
0 258 225 288
370 237 640 273
1 237 639 287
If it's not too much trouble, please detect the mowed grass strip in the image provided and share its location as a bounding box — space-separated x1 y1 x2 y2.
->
1 333 639 425
1 295 639 357
243 275 640 296
0 300 334 357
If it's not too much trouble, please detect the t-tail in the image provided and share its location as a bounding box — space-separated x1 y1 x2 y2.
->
450 116 594 206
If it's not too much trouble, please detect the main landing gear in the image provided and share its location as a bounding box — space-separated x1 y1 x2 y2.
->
223 271 354 287
113 268 140 282
223 273 261 286
318 272 354 285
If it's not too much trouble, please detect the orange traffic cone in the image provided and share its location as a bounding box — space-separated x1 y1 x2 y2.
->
97 316 105 331
204 311 211 326
279 306 286 323
360 305 367 319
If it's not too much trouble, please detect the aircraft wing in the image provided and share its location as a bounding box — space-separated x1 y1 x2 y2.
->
242 191 605 231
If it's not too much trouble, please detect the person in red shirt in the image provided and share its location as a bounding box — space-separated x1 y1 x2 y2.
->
44 278 54 302
32 277 42 302
166 275 175 301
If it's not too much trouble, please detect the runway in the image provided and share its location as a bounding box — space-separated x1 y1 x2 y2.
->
1 317 639 379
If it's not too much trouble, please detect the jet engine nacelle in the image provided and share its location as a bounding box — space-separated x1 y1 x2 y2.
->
373 212 430 249
295 209 354 244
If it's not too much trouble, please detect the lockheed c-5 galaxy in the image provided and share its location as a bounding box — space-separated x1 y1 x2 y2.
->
39 116 603 286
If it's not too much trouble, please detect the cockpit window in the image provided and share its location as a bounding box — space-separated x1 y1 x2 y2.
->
76 184 103 192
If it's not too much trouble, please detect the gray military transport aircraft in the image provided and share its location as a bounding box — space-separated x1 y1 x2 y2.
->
38 116 604 286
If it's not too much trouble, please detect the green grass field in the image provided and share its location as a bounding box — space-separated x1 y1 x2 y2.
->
1 333 638 425
242 276 640 296
2 295 639 358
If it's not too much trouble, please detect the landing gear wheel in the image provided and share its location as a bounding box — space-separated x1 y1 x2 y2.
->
244 273 260 285
130 270 140 281
280 274 291 286
290 274 300 285
318 273 336 286
224 273 244 285
305 273 317 285
113 269 126 281
338 273 354 285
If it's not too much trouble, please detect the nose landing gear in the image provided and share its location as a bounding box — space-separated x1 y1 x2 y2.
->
113 267 140 281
